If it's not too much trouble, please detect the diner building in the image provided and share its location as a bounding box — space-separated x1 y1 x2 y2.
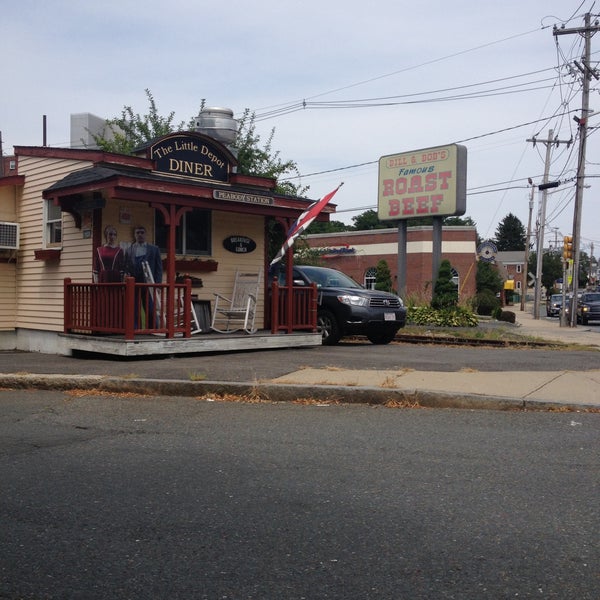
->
0 111 335 355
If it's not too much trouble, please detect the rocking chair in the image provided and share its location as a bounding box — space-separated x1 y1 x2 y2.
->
211 268 263 334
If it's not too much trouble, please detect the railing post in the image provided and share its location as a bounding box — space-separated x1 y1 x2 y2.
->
271 280 280 333
63 278 72 333
124 277 135 340
183 279 192 338
310 283 318 332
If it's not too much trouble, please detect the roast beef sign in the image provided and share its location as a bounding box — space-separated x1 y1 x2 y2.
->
223 236 256 254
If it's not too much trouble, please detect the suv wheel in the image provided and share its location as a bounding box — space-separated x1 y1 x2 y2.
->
317 309 341 345
367 328 398 345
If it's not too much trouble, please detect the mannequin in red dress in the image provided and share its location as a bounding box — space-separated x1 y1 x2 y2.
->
93 226 124 283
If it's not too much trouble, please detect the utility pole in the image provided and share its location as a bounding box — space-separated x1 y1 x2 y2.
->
526 130 571 319
554 13 600 326
520 181 535 312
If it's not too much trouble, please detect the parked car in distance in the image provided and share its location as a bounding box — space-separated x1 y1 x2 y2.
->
546 294 563 317
576 292 600 325
276 265 407 345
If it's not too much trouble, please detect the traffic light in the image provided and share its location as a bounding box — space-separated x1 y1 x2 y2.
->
563 235 573 260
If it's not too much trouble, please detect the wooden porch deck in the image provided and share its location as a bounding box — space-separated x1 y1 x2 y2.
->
59 330 322 357
61 277 320 357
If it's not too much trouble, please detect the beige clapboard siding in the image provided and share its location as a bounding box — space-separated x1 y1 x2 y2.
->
0 185 18 221
17 156 94 331
15 152 270 332
0 263 17 329
0 180 18 330
192 211 266 327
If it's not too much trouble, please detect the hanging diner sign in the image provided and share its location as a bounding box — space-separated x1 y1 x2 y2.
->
223 235 256 254
150 133 233 183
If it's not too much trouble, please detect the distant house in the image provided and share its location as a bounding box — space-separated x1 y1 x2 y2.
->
495 250 527 304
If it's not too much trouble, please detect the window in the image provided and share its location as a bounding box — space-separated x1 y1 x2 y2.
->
155 209 211 255
364 267 376 289
516 264 522 273
45 200 62 246
516 280 522 290
450 267 459 289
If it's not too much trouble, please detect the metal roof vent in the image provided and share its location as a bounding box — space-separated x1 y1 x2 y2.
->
193 107 238 145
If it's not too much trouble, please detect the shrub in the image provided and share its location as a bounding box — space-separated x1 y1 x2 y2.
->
374 259 393 293
475 289 501 316
431 259 458 309
498 310 516 324
408 305 478 327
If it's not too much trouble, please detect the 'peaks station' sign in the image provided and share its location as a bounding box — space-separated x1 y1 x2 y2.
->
150 133 233 183
377 143 467 221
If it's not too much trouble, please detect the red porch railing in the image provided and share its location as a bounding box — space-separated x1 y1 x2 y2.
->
64 277 193 340
270 280 318 334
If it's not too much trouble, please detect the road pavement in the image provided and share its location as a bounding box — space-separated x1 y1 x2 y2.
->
0 309 599 411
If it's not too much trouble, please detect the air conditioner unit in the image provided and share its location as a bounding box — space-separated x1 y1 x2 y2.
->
0 222 19 250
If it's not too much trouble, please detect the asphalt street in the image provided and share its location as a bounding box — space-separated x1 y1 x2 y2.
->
1 390 598 599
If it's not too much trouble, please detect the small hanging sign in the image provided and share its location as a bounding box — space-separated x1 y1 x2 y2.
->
223 235 256 254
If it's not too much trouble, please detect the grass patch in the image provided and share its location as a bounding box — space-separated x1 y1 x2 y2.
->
401 324 556 345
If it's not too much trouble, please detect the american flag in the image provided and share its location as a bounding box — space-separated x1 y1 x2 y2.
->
270 183 343 266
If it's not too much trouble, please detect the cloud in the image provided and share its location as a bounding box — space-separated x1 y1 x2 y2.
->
1 0 596 248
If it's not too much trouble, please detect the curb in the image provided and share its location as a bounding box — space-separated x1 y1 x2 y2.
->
1 374 597 413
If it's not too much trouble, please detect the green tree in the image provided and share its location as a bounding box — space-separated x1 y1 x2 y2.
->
494 213 526 251
476 260 504 294
474 260 503 315
374 260 393 292
92 89 187 154
306 220 349 234
233 108 306 196
91 91 305 196
444 215 476 227
528 251 564 294
431 259 458 309
351 210 389 230
348 210 478 235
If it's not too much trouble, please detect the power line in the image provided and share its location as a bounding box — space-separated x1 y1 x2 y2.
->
250 25 561 119
280 110 576 182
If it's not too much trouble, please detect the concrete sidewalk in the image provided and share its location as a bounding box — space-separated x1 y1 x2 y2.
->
265 310 600 410
0 309 598 412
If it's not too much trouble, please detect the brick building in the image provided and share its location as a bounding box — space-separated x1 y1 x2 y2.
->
304 226 478 301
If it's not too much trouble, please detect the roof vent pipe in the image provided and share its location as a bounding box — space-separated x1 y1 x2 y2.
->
193 107 238 145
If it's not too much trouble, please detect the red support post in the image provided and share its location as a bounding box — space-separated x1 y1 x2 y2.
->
271 279 280 333
63 278 72 333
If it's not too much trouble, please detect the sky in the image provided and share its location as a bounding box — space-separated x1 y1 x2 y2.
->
1 1 598 254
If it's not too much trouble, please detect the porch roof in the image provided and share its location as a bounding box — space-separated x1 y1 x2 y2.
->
42 163 336 220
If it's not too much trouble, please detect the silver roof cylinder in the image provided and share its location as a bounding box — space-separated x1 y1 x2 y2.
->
194 107 238 145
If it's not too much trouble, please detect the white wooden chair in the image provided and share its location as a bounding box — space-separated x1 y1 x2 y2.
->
211 268 263 334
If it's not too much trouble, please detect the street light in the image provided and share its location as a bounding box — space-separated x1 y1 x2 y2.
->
533 180 561 319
